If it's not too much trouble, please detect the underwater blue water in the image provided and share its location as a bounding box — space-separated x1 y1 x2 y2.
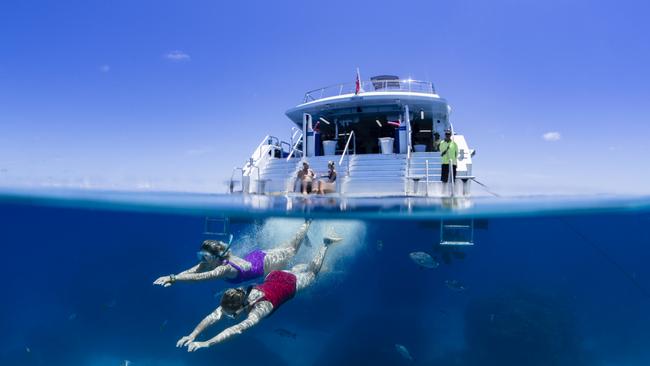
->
1 190 649 366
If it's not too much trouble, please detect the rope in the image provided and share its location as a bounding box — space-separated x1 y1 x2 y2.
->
471 178 501 197
561 219 650 301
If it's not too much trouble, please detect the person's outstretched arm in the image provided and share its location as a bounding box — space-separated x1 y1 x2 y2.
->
171 264 234 283
187 302 272 351
176 307 224 348
153 262 211 287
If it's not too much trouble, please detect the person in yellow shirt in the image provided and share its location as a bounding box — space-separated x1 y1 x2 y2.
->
439 129 458 183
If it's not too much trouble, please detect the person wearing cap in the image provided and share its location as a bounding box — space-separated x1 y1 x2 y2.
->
153 220 312 287
439 129 458 183
315 160 337 194
432 131 441 152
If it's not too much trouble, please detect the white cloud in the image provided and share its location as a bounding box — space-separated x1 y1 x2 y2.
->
164 50 191 62
99 64 110 73
542 131 561 142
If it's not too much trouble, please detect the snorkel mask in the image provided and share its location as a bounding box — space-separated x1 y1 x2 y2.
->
221 287 249 319
197 234 234 263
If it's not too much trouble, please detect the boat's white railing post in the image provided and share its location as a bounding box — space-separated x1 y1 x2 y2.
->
404 104 412 159
449 161 455 197
253 135 270 161
425 159 430 197
287 126 304 161
338 130 356 176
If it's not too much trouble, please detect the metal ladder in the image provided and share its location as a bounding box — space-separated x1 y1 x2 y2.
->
203 216 231 241
440 219 474 246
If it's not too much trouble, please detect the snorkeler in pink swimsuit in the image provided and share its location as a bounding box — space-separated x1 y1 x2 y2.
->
176 234 342 352
153 220 311 286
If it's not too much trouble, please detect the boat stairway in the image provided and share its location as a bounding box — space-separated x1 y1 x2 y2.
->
342 154 407 196
258 157 301 193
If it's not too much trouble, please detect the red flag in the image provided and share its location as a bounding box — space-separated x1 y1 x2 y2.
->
355 68 364 94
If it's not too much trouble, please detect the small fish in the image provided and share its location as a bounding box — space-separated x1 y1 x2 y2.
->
25 346 31 353
395 344 413 361
160 319 168 331
409 251 439 269
445 279 466 292
274 328 297 339
122 360 131 366
489 313 495 323
68 313 77 321
376 240 384 252
214 289 226 299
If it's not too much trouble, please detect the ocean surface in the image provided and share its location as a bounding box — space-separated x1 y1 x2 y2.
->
1 189 649 366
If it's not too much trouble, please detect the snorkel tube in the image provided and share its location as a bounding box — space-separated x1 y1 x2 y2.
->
197 234 234 263
216 234 234 260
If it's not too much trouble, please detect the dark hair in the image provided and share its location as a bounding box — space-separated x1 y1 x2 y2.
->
221 288 246 314
200 240 228 257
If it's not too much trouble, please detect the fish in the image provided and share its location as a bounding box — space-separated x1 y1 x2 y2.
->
490 313 495 323
160 319 168 331
376 240 384 252
395 344 413 361
25 346 31 353
122 360 131 366
409 251 439 269
274 328 297 339
68 313 77 321
445 279 466 292
214 289 226 299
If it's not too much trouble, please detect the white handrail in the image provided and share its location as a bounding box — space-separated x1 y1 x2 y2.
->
338 131 355 166
425 159 430 197
254 135 280 161
449 161 455 197
286 132 303 161
303 79 436 103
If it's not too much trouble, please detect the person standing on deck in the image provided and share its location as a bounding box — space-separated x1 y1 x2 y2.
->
176 234 343 352
439 129 458 183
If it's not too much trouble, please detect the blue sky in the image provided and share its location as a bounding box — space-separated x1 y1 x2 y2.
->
1 0 649 194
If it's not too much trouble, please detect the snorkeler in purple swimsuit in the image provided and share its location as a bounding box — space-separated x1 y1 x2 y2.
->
153 220 311 286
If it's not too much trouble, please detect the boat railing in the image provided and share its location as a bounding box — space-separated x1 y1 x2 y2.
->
304 79 435 103
280 141 291 155
253 135 281 161
449 159 455 197
338 130 356 176
287 130 304 161
425 159 430 197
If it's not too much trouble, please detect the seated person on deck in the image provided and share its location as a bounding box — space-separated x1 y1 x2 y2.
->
315 160 337 194
296 161 315 194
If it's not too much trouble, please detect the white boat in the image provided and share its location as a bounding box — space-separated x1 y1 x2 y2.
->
229 74 475 197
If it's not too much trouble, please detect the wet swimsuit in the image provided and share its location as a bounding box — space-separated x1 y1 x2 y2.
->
224 250 267 284
254 270 297 311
